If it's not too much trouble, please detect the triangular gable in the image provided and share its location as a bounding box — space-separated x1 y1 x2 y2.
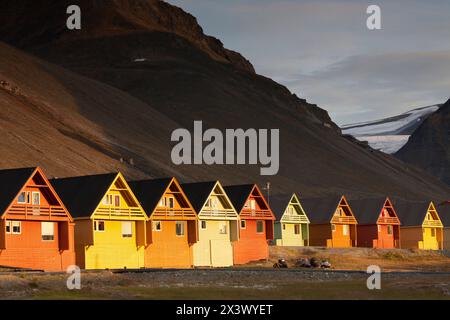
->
92 173 147 221
241 184 275 220
196 182 238 220
422 202 443 228
376 198 400 225
131 177 196 220
280 193 310 223
331 195 357 224
2 167 73 221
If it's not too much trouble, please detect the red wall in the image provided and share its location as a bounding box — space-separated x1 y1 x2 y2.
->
357 224 397 248
233 220 269 265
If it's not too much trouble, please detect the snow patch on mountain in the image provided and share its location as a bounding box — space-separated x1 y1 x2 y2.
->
341 105 441 154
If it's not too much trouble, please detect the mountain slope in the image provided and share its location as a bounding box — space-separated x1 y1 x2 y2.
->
341 105 441 154
0 0 449 201
396 99 450 185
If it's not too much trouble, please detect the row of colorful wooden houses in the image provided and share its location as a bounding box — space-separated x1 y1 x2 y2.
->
0 167 449 271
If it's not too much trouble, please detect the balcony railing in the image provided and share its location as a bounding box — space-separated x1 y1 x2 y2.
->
331 216 357 224
95 207 144 219
8 205 67 219
377 217 400 225
152 207 197 219
200 208 237 219
423 220 443 227
281 215 309 223
240 209 274 219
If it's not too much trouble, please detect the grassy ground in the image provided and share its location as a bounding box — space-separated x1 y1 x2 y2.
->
0 247 449 300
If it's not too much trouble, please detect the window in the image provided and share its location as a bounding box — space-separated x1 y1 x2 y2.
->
32 192 40 205
114 195 121 207
256 220 264 233
387 225 393 235
219 223 227 234
201 221 207 230
18 191 30 204
331 224 336 232
176 222 185 236
431 228 436 237
167 197 175 209
245 199 256 210
158 198 165 207
5 221 12 234
343 224 349 236
41 222 55 241
287 207 294 215
94 220 105 232
240 220 246 229
103 194 113 205
282 224 286 230
294 224 301 235
122 221 132 238
12 221 21 234
153 221 162 232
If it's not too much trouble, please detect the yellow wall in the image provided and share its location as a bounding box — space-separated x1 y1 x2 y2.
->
422 227 440 250
84 220 144 269
194 220 234 267
275 222 307 246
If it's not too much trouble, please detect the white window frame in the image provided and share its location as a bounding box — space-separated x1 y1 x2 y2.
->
200 220 207 230
167 196 175 209
12 221 21 235
175 221 185 237
122 221 133 238
153 221 162 232
18 191 30 204
287 207 294 215
219 222 227 235
240 220 246 229
41 222 55 241
32 191 41 205
94 220 105 232
5 221 12 234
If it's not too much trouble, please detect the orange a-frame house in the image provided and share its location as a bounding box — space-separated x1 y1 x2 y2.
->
129 178 198 268
302 196 358 248
224 184 275 265
0 167 75 271
350 198 401 248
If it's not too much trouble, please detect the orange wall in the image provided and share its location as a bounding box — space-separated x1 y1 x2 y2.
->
145 220 193 268
233 219 269 265
357 224 398 248
0 220 75 271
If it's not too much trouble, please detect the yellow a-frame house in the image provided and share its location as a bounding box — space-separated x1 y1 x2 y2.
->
52 172 147 269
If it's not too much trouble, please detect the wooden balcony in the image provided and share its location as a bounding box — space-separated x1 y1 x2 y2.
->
152 207 197 220
240 209 274 219
423 220 443 228
200 208 237 219
377 217 400 225
95 207 145 220
281 214 309 224
7 205 67 220
331 216 357 224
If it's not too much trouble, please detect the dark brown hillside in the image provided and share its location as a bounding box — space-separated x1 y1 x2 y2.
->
0 0 449 201
396 99 450 185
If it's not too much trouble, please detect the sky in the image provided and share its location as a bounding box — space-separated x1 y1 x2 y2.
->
167 0 450 125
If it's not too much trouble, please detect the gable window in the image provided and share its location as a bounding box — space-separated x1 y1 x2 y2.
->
176 221 185 236
122 221 132 238
5 221 12 234
32 192 40 205
103 195 113 205
114 195 121 207
331 224 336 232
294 224 301 235
343 224 349 236
256 220 264 233
18 191 31 204
167 197 175 209
153 221 162 232
158 198 164 207
240 220 246 229
94 220 105 232
287 207 294 215
387 225 393 235
41 222 55 241
12 221 21 234
201 221 207 230
219 222 227 235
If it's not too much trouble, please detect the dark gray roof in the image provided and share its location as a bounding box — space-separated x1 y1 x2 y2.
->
393 200 430 227
349 198 387 225
223 184 255 213
437 203 450 227
0 167 37 215
301 196 343 224
270 194 294 220
50 173 117 218
181 181 217 213
128 178 173 217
